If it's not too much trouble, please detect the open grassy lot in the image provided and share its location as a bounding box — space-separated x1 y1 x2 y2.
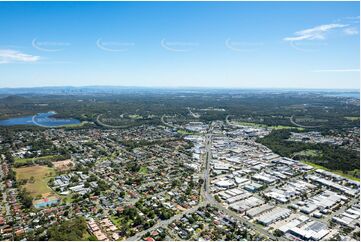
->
293 149 322 157
62 121 88 128
15 155 67 166
139 166 148 174
344 116 360 121
129 114 143 119
272 125 304 131
235 121 304 131
110 215 122 228
15 165 55 197
177 129 195 135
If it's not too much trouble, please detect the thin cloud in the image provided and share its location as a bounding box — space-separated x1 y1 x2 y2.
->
313 69 360 73
343 27 359 35
37 60 76 65
342 16 360 24
284 23 347 41
344 16 360 20
0 49 40 64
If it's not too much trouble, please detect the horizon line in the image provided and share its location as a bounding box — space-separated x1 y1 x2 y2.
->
0 85 359 92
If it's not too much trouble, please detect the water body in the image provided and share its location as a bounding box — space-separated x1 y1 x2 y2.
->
0 111 80 127
324 92 360 99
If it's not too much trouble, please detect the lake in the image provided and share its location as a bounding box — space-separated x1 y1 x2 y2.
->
0 111 81 127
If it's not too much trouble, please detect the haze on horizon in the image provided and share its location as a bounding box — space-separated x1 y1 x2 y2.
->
0 1 360 89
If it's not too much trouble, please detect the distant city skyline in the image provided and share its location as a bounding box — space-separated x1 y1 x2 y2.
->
0 1 359 89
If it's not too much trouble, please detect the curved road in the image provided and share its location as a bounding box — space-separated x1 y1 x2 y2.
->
289 115 321 128
225 115 238 127
160 115 181 129
96 114 130 128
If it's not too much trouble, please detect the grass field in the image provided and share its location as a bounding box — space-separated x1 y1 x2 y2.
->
62 121 88 128
139 166 148 174
129 114 143 119
344 116 360 121
177 129 195 135
15 165 55 197
110 215 121 228
272 125 304 131
302 161 360 182
293 149 322 157
15 155 66 166
235 121 304 131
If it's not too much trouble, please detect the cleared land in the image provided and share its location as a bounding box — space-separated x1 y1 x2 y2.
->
15 165 55 197
52 159 74 171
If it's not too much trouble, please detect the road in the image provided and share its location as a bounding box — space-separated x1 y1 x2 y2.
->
96 114 133 128
160 115 180 129
289 115 321 128
202 132 212 195
127 122 283 241
187 107 201 118
225 115 248 129
0 168 11 217
200 128 282 241
1 184 10 217
127 202 207 241
111 118 353 241
225 115 236 127
127 126 210 241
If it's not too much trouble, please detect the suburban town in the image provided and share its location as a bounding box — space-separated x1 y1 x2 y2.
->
0 113 359 241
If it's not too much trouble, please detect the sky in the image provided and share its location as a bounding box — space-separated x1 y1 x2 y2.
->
0 1 359 89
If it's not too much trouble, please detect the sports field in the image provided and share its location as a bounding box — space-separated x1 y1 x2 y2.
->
15 165 55 197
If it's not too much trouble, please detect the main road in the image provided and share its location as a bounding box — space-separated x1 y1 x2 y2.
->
128 122 283 241
200 124 283 241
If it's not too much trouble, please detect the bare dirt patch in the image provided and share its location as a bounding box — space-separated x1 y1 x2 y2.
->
52 159 74 171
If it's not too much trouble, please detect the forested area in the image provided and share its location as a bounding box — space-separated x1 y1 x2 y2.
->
257 129 360 177
0 91 359 131
47 217 88 240
1 90 359 176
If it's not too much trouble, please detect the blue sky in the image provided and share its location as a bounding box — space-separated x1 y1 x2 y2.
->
0 1 359 89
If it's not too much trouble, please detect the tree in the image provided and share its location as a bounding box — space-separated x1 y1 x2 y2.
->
134 216 144 226
48 217 87 240
19 189 33 208
88 235 97 241
352 231 360 241
273 229 284 237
